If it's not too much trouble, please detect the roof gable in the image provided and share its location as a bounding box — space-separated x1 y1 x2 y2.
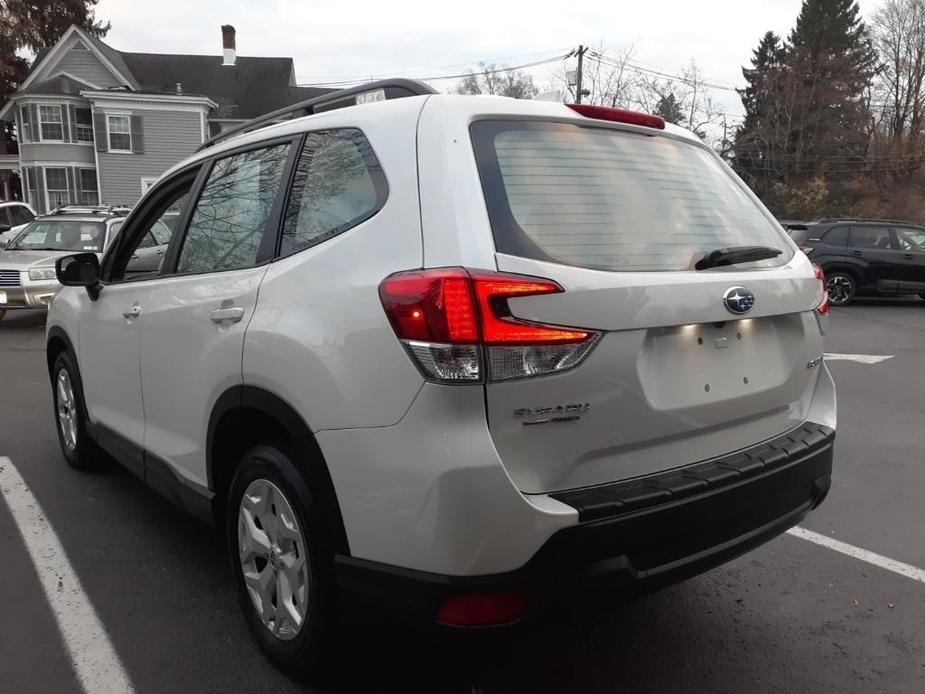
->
19 25 137 92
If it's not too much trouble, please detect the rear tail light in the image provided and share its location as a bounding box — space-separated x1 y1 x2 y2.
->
379 268 599 383
813 264 829 316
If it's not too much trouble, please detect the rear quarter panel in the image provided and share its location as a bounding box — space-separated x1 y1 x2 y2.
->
242 101 427 431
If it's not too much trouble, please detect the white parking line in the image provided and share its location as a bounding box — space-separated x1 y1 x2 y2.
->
0 456 135 694
824 353 894 365
788 526 925 585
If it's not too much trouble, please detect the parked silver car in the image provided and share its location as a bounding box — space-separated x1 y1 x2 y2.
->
0 207 126 319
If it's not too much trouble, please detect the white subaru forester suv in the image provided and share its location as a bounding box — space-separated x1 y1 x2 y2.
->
46 80 836 680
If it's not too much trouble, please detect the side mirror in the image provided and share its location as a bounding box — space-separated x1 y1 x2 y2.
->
0 224 10 233
56 253 102 300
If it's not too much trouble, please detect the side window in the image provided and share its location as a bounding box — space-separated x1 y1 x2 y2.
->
0 208 11 227
281 129 387 257
849 226 893 250
894 227 925 252
12 206 35 225
111 185 191 282
176 143 290 274
822 226 848 246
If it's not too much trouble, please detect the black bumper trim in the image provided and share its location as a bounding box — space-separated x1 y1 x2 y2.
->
550 422 834 522
336 422 834 627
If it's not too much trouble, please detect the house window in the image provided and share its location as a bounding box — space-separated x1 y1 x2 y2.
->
39 105 64 141
107 115 132 151
75 108 94 143
141 177 158 195
79 169 99 205
19 106 33 142
25 169 36 208
45 168 70 209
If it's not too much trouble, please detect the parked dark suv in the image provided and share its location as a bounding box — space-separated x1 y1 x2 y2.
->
788 219 925 305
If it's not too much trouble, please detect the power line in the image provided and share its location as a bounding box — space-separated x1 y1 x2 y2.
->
588 51 740 93
294 47 570 82
296 51 573 88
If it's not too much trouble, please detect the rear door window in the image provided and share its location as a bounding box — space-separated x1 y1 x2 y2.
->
822 226 849 246
470 120 790 272
0 208 11 227
176 143 290 274
849 226 894 250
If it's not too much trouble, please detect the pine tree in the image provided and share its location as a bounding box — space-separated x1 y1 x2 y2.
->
786 0 877 186
654 92 684 125
734 32 786 198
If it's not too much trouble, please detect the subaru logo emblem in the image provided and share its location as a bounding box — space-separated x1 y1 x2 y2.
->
723 286 755 315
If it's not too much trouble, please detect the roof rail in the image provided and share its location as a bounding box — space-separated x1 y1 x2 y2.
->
816 217 919 225
198 78 438 151
48 204 131 216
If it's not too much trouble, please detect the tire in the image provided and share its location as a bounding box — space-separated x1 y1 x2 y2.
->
51 351 101 470
825 271 857 306
226 442 337 683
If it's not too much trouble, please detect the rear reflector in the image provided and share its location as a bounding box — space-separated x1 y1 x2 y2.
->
566 103 666 130
437 592 529 627
379 268 599 383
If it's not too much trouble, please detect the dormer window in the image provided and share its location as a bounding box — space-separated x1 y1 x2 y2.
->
39 105 64 141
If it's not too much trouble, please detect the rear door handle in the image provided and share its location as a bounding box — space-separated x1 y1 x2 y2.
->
851 250 863 256
122 305 142 319
210 307 245 324
903 253 915 259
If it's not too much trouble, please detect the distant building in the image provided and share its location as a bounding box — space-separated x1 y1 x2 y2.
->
0 24 329 212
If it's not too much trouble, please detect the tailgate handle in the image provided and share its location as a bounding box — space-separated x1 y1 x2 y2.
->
210 306 244 324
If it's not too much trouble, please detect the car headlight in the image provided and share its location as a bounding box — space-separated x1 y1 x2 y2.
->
29 267 58 281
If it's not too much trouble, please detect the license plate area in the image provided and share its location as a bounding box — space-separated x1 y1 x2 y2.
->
637 317 797 411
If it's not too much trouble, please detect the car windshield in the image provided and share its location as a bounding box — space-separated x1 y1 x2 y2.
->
8 220 106 253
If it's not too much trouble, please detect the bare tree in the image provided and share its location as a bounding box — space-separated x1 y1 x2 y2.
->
455 63 539 99
636 61 724 140
871 0 925 139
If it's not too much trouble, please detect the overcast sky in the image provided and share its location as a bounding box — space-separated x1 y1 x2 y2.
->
96 0 884 120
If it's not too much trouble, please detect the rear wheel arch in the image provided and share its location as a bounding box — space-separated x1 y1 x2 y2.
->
207 386 349 555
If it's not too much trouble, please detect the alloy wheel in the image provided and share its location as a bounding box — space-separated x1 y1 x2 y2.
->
238 478 311 641
826 275 853 305
56 369 78 452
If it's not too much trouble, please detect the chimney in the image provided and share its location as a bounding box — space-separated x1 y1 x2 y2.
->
221 25 236 66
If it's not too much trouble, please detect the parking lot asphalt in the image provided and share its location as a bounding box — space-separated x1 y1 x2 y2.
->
1 301 923 694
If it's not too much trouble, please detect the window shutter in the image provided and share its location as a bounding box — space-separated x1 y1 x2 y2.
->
22 167 31 205
94 111 107 152
30 104 39 141
130 114 144 153
35 167 45 214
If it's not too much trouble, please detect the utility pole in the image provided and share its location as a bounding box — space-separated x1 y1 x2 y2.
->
575 45 587 104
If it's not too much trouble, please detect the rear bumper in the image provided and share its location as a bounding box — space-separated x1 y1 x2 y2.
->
335 422 834 626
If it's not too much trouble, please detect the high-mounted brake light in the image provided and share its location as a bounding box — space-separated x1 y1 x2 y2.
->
379 268 598 383
566 103 666 130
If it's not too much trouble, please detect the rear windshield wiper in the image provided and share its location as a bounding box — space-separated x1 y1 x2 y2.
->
695 246 782 270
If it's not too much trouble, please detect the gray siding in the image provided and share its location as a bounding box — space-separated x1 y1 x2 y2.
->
19 142 96 165
97 109 202 205
54 46 122 88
